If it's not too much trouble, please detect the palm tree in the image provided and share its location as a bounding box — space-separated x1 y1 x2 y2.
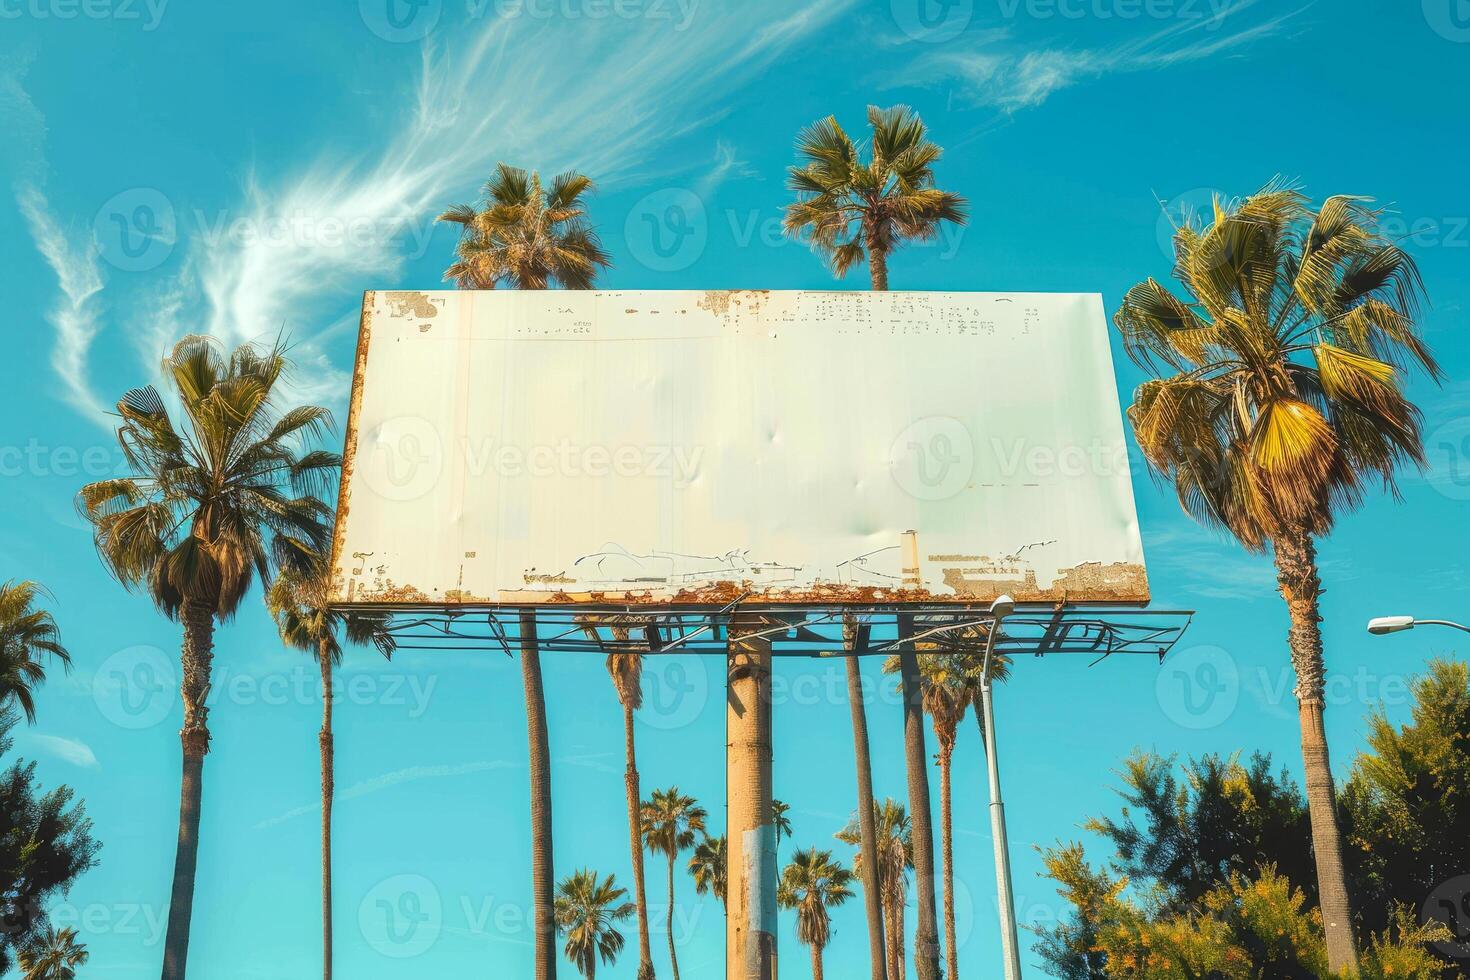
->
438 163 612 289
521 611 558 980
599 620 656 980
555 870 635 980
688 834 727 909
839 799 913 980
842 620 888 980
1118 184 1439 974
778 848 855 980
266 556 394 980
784 105 968 290
642 787 706 980
77 335 336 980
17 925 88 980
917 657 971 980
772 799 793 853
0 581 71 724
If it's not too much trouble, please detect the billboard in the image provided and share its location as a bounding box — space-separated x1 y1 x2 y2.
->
329 290 1148 607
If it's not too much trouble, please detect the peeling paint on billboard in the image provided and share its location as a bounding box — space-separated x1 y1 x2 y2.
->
329 289 1148 607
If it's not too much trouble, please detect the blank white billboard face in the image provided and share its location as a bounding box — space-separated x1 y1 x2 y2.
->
330 290 1147 607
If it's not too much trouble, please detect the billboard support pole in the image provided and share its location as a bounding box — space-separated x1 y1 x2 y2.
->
726 618 776 980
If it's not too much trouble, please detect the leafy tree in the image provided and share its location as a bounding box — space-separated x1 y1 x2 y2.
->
688 834 727 909
77 335 334 980
555 870 635 980
0 581 71 724
784 104 967 290
439 163 611 289
778 848 855 980
17 924 88 980
0 710 99 974
1118 185 1438 973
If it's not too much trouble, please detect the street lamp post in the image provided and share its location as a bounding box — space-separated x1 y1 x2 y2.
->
980 595 1024 980
1367 616 1470 636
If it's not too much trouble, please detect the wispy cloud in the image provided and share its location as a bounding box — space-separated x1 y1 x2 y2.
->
17 186 110 426
27 734 100 768
893 0 1294 111
254 760 515 828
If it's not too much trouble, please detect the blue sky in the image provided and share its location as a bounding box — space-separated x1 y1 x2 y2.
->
3 0 1470 976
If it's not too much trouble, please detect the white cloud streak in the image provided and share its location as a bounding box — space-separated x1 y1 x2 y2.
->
254 759 515 828
27 733 100 768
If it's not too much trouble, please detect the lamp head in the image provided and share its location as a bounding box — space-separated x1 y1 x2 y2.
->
1367 615 1415 636
990 594 1016 619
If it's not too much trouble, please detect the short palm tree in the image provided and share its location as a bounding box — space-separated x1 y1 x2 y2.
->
839 798 913 980
784 105 967 290
599 621 656 979
266 556 394 980
439 163 612 289
1118 184 1439 974
555 870 635 980
778 848 855 980
688 834 727 909
642 787 706 980
17 925 88 980
772 799 793 854
77 335 337 980
0 581 71 724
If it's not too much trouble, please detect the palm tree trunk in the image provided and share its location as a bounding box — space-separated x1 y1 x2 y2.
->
319 643 334 980
940 748 957 980
520 612 558 980
666 855 681 980
846 653 888 980
1274 530 1359 975
812 943 825 980
624 703 656 980
869 248 890 291
897 616 940 980
162 597 214 980
1270 531 1358 975
893 886 907 980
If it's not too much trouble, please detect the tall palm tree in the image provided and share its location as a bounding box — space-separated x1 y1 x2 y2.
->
641 787 706 980
1118 184 1438 974
77 335 336 980
438 163 612 289
555 870 635 980
842 620 888 980
599 621 656 980
917 657 971 980
783 105 968 290
17 925 88 980
265 556 394 980
521 611 558 980
839 799 913 980
0 581 71 724
688 834 727 909
772 799 793 854
778 848 855 980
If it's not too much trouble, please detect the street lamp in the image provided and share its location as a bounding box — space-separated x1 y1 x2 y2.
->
979 594 1023 980
1367 616 1470 636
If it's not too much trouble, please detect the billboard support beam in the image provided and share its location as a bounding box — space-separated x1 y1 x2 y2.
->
726 618 776 980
